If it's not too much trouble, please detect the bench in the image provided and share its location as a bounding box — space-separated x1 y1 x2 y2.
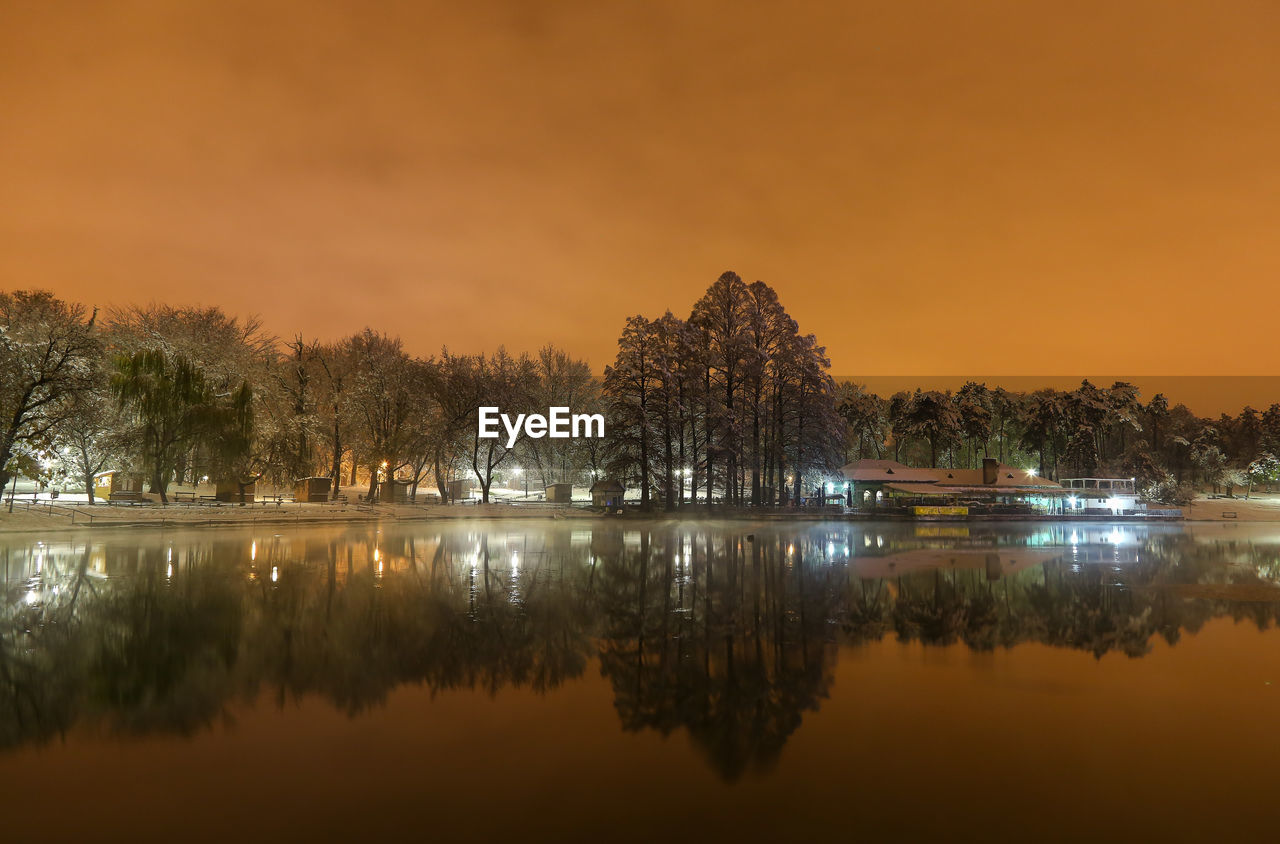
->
173 491 197 502
109 491 144 503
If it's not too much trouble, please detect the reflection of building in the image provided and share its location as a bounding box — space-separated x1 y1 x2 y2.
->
852 548 1063 579
841 458 1069 512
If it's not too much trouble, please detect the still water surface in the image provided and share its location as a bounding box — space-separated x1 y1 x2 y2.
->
2 520 1279 841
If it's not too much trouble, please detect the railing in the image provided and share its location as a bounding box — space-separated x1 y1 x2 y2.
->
3 497 99 524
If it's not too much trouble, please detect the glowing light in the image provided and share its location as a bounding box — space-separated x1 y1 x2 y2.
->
251 541 257 561
373 548 380 562
1027 468 1038 477
25 590 39 605
1067 495 1078 508
166 563 173 578
271 566 279 582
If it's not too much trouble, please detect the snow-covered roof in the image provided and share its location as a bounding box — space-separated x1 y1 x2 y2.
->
840 459 1062 489
840 459 942 483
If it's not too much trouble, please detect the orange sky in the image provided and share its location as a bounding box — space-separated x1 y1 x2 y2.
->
3 0 1279 383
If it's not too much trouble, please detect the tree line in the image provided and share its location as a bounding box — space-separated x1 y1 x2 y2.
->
839 380 1280 501
0 289 602 503
4 281 1278 506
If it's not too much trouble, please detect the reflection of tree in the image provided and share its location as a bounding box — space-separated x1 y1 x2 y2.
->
596 530 836 781
5 523 1280 778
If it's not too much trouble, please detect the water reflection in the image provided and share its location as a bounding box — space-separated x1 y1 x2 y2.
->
4 521 1280 780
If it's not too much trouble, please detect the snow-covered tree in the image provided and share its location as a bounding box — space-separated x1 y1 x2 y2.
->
0 290 101 492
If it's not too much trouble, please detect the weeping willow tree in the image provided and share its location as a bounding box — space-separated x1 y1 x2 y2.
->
111 349 252 502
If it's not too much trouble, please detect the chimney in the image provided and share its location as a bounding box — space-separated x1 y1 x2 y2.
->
982 458 998 485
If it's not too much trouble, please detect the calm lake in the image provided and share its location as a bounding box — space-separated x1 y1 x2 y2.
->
2 520 1279 841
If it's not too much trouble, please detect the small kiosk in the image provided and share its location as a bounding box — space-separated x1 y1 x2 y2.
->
294 476 332 502
591 479 626 508
545 483 573 503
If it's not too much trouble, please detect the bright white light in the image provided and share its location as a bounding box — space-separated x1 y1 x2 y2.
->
827 542 834 557
166 563 173 579
1108 497 1122 512
24 590 39 605
1067 495 1077 508
1027 468 1038 477
251 541 257 561
373 548 380 562
271 566 279 582
826 482 834 493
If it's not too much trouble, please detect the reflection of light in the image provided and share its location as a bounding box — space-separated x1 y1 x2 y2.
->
863 535 871 548
251 541 257 561
876 536 884 548
827 542 834 557
373 548 380 562
1109 530 1123 546
1069 531 1079 545
25 590 39 605
271 566 279 582
787 543 795 556
166 563 173 579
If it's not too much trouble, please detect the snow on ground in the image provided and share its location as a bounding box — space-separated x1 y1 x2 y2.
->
0 499 596 535
1184 493 1280 521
